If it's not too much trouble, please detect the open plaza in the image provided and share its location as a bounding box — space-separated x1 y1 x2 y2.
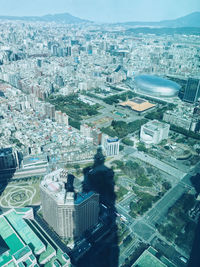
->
0 179 41 208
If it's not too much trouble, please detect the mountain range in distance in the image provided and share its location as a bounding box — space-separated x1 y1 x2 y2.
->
118 12 200 28
0 12 89 24
0 11 200 28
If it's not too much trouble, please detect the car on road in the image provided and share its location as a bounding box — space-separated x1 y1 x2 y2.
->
179 256 187 264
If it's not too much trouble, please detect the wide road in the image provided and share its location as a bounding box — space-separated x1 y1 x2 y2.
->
131 219 156 242
131 151 186 179
144 182 189 226
116 204 135 225
116 159 200 265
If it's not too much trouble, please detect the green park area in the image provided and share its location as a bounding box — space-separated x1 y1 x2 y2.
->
112 160 171 216
102 90 136 105
113 160 154 187
156 193 197 252
116 185 128 201
101 119 147 139
0 178 41 208
117 222 130 245
47 94 101 129
129 189 158 218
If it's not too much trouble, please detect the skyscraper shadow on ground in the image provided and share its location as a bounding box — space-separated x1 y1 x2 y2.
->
188 173 200 267
0 168 16 212
0 149 22 210
75 147 119 267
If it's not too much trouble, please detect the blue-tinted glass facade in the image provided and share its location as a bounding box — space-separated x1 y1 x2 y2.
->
183 78 200 103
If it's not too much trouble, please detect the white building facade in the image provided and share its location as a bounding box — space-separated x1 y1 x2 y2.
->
140 120 170 144
40 169 99 240
102 134 119 156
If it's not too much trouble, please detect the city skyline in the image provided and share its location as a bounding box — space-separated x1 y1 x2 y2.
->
0 6 200 266
0 0 200 23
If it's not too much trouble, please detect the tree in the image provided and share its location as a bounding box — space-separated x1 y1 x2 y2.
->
74 164 81 174
196 148 200 155
130 201 135 210
119 145 124 151
101 126 116 137
137 143 147 152
136 175 153 187
69 118 81 130
74 164 80 169
124 160 139 177
170 124 200 140
122 138 134 146
123 235 132 247
162 181 172 191
112 160 124 169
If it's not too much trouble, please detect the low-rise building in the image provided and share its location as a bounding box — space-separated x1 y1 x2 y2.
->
163 110 199 132
132 246 176 267
140 120 170 144
119 97 156 114
0 208 70 266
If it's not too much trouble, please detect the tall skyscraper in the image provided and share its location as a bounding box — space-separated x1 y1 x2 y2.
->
40 169 99 240
183 78 200 103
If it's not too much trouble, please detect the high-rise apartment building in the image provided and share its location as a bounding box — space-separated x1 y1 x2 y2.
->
44 103 55 121
101 134 119 156
40 169 99 240
80 124 92 138
183 78 200 103
80 124 102 145
55 111 69 126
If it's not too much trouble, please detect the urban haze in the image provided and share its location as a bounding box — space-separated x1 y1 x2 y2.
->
0 1 200 267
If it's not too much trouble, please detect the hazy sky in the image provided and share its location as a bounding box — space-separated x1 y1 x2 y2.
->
0 0 200 22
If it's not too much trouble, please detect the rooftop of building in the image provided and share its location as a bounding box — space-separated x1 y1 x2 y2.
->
0 208 70 267
132 247 176 267
5 210 45 254
75 191 94 204
107 137 119 143
41 168 97 205
143 120 169 131
0 147 13 157
120 97 155 112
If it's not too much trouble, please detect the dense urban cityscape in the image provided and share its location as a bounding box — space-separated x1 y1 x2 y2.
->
0 5 200 267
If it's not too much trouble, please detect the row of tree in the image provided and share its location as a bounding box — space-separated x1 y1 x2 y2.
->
102 119 147 139
47 94 100 121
